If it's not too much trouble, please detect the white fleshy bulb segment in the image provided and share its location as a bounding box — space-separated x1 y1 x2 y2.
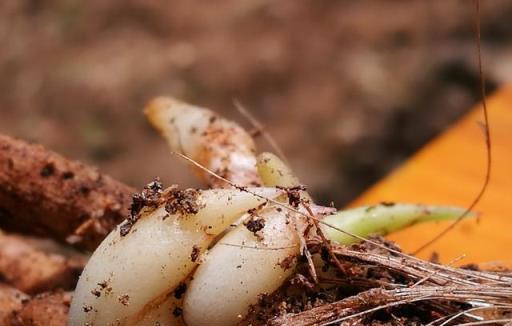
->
127 291 186 326
183 206 300 326
144 97 261 188
69 187 281 326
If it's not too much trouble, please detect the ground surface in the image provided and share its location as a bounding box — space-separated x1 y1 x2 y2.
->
1 0 511 204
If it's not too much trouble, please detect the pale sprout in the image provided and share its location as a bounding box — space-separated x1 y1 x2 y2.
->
145 97 261 188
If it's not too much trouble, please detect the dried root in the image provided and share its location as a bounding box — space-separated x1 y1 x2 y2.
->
9 290 71 326
0 133 135 251
0 284 28 325
0 284 70 326
0 232 85 294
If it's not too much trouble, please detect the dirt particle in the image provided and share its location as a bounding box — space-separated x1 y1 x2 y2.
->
98 280 112 294
119 220 133 237
174 282 187 299
40 162 55 177
120 178 164 237
142 178 163 205
129 193 145 218
278 255 297 270
190 245 200 262
165 188 200 216
244 217 265 236
97 280 108 289
278 185 307 208
83 305 93 312
91 288 101 297
62 171 75 179
172 307 183 317
79 185 90 195
118 294 130 305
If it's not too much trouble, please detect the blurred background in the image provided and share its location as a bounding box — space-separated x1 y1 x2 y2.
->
1 0 511 206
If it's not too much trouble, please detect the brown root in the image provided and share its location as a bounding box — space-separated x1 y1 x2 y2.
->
0 284 29 325
0 232 86 294
1 284 70 326
0 133 135 251
8 290 71 326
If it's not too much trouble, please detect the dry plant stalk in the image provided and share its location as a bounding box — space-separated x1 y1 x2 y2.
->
0 134 135 251
265 240 512 326
269 286 512 326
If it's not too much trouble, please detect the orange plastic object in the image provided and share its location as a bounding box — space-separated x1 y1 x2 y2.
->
350 85 512 267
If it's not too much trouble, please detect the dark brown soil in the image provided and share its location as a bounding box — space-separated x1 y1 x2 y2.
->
1 1 511 204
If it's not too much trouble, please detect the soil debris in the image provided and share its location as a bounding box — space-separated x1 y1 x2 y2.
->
190 245 200 263
120 178 165 236
117 294 130 306
277 185 307 208
164 188 200 216
174 282 187 299
241 237 512 326
244 217 266 236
